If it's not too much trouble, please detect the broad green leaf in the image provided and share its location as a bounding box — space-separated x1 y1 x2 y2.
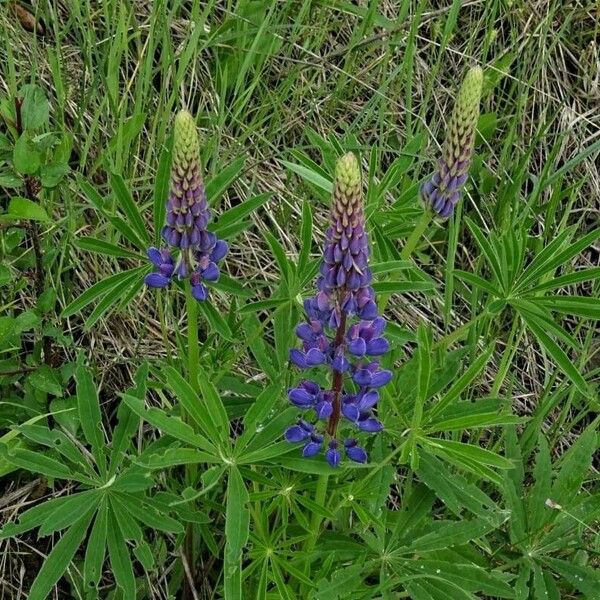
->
410 517 498 552
20 84 49 130
519 310 589 395
213 192 271 233
225 466 250 563
121 394 217 454
163 366 225 446
75 236 143 259
551 423 596 507
61 267 147 318
28 365 63 397
0 446 72 479
28 508 95 600
39 490 100 536
7 197 49 221
13 135 41 174
84 499 108 589
422 438 514 469
76 365 106 474
282 160 332 193
106 509 136 599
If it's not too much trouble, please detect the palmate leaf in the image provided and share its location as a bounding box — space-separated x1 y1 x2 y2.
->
38 490 101 537
518 309 589 395
402 561 514 599
514 226 600 293
60 266 147 319
121 393 218 455
550 422 596 508
543 557 600 597
416 455 499 519
163 366 229 447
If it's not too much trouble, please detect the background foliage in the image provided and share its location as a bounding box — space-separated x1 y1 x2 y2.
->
0 1 598 599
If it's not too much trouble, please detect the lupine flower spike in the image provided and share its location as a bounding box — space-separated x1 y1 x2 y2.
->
285 153 392 467
421 66 483 218
145 110 228 300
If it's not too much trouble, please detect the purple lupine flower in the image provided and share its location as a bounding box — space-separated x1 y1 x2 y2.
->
285 152 393 467
421 67 483 218
145 110 228 300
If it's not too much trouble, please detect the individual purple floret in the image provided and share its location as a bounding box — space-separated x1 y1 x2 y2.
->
144 110 228 301
285 153 392 467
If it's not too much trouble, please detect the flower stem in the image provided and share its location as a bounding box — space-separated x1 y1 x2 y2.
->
400 209 432 260
326 310 347 438
183 282 200 597
186 283 200 394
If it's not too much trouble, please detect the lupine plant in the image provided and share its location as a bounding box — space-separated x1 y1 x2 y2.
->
401 66 483 260
285 153 391 466
145 110 228 301
421 66 483 218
